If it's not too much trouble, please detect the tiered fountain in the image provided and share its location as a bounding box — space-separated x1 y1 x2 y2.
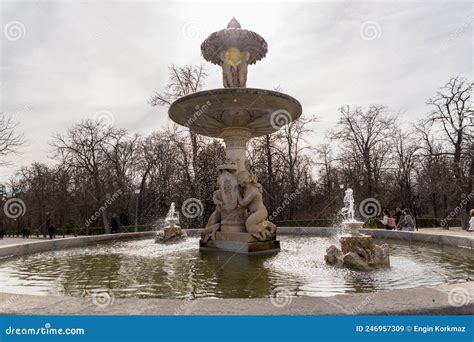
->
155 202 187 243
324 189 390 270
168 18 302 254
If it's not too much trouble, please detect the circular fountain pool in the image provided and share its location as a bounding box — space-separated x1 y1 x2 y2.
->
0 235 472 299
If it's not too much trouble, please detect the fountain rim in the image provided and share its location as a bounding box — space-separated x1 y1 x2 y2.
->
169 87 302 109
0 230 472 315
168 87 303 138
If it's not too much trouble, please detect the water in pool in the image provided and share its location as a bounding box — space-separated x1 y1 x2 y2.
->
0 235 472 298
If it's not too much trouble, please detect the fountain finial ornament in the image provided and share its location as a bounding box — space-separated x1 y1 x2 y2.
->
227 17 241 29
201 17 268 87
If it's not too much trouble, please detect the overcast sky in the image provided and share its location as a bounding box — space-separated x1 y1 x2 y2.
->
0 0 472 182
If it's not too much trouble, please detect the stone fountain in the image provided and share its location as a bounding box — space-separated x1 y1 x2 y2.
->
155 202 187 243
324 189 390 270
168 18 302 254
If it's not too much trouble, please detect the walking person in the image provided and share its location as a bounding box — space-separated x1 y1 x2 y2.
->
48 224 56 239
0 226 5 240
468 209 474 232
21 226 28 239
110 215 120 234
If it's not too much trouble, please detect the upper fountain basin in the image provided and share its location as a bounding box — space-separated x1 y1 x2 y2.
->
168 88 302 138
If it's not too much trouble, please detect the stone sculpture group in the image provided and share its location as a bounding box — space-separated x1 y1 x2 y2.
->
202 160 277 244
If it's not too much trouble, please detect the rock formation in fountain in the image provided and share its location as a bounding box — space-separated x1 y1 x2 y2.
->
324 189 390 270
168 18 302 254
155 202 187 243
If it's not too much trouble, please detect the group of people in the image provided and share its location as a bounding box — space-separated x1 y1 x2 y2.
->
380 207 417 231
0 225 56 240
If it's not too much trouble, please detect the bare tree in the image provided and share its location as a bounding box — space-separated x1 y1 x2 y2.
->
149 64 207 106
0 114 23 165
332 105 396 198
417 77 473 227
51 120 128 232
422 77 472 177
392 128 419 207
150 64 208 196
315 143 335 196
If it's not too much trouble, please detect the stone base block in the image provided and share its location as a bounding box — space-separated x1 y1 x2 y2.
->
155 227 187 243
215 231 259 242
199 239 280 254
340 234 374 254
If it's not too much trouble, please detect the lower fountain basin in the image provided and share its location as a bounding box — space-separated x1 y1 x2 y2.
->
0 235 471 299
168 88 302 138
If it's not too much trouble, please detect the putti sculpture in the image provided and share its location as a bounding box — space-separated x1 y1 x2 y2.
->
169 18 302 254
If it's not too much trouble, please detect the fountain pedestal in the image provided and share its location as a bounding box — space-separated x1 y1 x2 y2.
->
325 220 390 270
155 224 188 243
155 203 187 243
200 234 280 254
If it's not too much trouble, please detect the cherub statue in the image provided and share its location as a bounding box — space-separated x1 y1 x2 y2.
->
341 188 355 221
201 188 223 243
237 171 276 241
219 49 250 88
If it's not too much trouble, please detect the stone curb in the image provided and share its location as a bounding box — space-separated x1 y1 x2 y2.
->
0 282 472 316
275 227 474 249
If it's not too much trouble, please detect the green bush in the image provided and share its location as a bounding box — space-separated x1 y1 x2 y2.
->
362 218 384 229
415 217 461 228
